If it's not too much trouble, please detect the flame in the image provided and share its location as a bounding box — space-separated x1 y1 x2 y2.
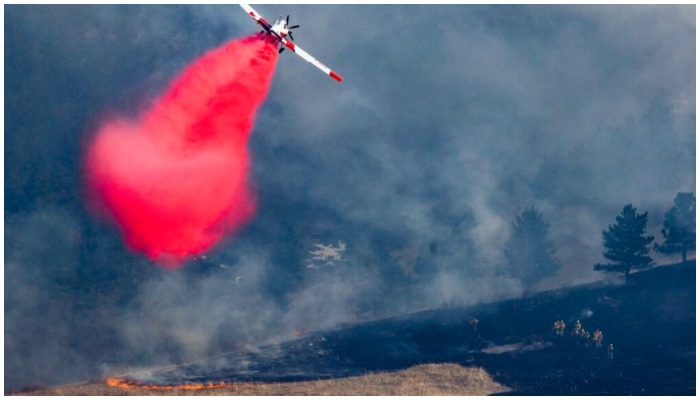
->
105 376 244 390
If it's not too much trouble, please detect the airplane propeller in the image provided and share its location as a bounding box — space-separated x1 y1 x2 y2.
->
278 15 302 53
287 18 299 41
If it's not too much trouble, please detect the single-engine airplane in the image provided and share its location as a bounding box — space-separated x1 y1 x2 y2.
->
240 4 343 82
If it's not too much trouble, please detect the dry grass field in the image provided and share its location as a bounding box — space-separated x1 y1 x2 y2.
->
15 363 510 396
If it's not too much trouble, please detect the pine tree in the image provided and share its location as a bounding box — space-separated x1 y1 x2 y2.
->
595 204 654 281
655 192 695 265
504 206 559 290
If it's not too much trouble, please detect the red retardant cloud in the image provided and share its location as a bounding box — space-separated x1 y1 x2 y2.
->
85 35 278 267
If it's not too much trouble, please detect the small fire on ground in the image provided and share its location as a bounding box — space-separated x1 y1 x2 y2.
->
105 376 241 390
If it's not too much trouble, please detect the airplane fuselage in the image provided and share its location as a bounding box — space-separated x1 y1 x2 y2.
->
270 18 290 38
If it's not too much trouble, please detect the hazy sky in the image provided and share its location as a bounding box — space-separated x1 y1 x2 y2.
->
5 4 695 391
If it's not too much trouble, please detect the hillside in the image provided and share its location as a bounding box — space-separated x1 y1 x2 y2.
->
12 262 695 395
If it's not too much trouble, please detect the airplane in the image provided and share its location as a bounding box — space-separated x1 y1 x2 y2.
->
240 4 343 82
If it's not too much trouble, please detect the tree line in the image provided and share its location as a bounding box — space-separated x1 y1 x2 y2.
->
505 192 695 288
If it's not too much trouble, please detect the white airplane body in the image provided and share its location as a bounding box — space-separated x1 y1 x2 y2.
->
240 4 343 82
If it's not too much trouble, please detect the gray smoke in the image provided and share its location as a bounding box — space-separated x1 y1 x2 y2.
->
5 4 694 392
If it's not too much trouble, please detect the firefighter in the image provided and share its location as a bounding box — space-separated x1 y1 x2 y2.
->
580 329 590 347
572 320 582 336
592 329 603 347
468 317 479 333
551 320 565 336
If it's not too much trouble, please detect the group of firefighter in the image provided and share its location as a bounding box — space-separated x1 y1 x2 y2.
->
553 319 613 360
466 316 613 360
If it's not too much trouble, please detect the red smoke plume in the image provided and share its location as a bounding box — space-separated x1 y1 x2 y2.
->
85 35 278 267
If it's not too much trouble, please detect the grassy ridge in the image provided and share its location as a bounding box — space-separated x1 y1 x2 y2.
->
13 363 510 396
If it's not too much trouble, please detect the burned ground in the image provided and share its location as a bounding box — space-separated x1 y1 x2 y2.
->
109 261 694 395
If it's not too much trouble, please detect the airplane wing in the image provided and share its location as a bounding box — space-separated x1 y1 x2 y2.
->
280 37 344 82
240 4 272 32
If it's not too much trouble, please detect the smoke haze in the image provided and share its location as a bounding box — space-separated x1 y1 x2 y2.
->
4 4 695 392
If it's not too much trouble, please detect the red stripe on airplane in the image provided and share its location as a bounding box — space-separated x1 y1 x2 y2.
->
330 71 343 82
